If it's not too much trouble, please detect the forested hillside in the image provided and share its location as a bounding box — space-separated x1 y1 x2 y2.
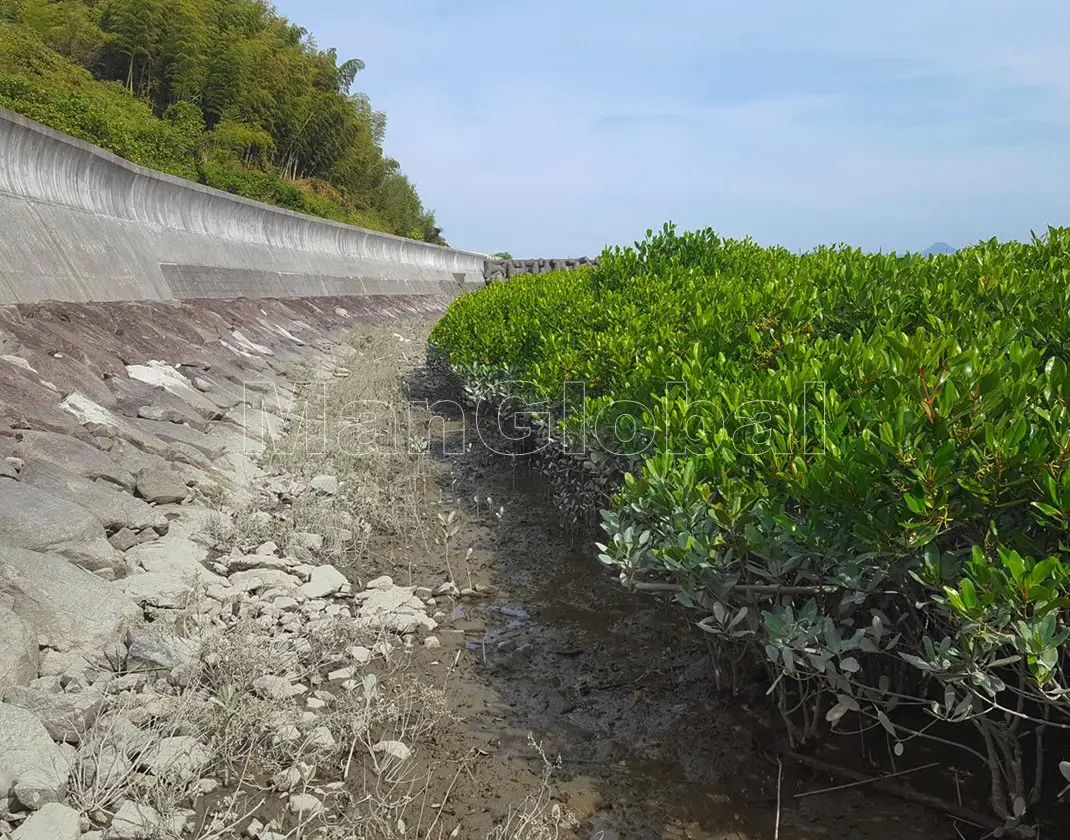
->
0 0 445 243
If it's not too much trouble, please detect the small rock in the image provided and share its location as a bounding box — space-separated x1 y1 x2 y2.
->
80 743 133 791
423 636 441 649
308 475 338 495
300 565 348 599
10 802 80 840
205 583 237 602
134 469 188 505
366 575 394 590
140 736 210 782
124 630 197 676
289 532 323 552
306 726 335 749
127 538 212 579
255 541 279 556
108 800 181 839
372 740 412 763
273 725 301 745
373 641 393 658
272 766 302 791
354 585 437 635
108 528 140 552
224 554 292 573
349 646 372 664
0 604 38 696
229 569 302 593
251 676 300 701
288 793 323 816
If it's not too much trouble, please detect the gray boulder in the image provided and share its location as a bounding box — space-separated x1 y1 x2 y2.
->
125 538 213 580
108 528 140 552
0 601 38 694
134 469 188 505
0 483 118 573
10 802 80 840
3 686 102 745
0 545 139 655
0 703 69 816
124 630 197 676
115 572 198 610
353 584 437 635
125 362 225 418
18 459 166 534
131 418 226 461
78 742 133 792
11 431 133 491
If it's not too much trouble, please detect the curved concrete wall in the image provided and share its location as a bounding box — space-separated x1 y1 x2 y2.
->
0 107 488 304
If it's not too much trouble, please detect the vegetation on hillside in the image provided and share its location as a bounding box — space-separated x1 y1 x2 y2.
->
0 0 445 243
431 224 1070 831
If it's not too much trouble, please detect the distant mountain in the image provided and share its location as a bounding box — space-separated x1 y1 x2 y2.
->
921 241 957 256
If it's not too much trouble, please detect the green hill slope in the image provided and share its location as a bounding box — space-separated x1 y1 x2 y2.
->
0 0 445 244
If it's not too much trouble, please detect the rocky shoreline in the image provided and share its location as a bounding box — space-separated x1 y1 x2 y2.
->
0 296 454 839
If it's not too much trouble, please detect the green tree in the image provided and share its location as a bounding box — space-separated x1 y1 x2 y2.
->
22 1 106 68
156 0 209 106
102 0 166 92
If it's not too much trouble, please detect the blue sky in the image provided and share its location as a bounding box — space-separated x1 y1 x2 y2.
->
274 1 1070 257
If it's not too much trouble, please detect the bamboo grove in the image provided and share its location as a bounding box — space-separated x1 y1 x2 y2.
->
0 0 444 242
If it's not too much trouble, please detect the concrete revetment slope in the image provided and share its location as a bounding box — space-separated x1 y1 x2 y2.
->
0 107 487 304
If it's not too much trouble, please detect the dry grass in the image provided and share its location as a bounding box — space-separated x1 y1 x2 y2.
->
205 325 441 578
484 737 579 840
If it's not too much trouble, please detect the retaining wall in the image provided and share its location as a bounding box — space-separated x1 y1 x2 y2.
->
0 107 489 304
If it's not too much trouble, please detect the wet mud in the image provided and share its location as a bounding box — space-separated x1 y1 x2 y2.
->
394 361 956 840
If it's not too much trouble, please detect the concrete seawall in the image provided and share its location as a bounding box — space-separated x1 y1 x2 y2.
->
0 107 488 304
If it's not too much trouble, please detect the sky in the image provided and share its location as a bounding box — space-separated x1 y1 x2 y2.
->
274 1 1070 257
